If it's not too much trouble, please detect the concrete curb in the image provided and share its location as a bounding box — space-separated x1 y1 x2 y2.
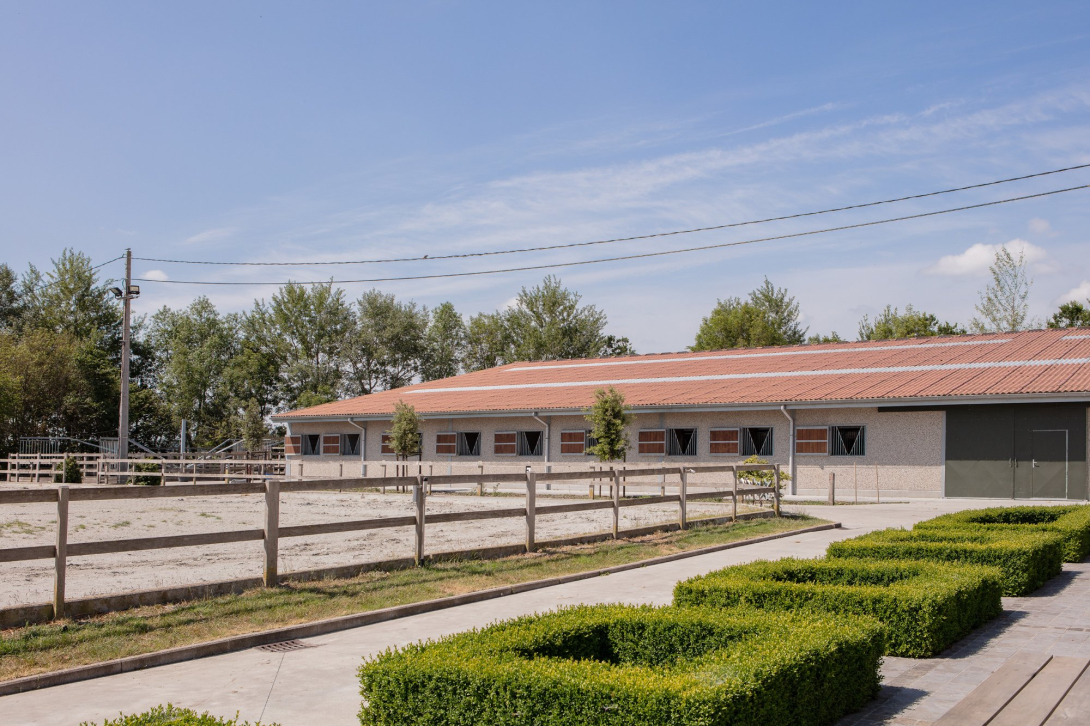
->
0 520 841 697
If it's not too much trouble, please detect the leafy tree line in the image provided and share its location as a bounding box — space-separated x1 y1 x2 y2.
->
0 256 632 453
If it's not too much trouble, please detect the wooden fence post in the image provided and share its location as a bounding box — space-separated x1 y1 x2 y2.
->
414 476 426 565
828 471 836 505
263 479 279 587
53 485 69 619
612 469 621 538
678 467 688 530
525 470 536 553
731 465 738 522
476 461 484 496
773 464 781 516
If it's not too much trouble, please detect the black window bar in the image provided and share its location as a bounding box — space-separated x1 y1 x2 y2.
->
667 428 697 456
457 432 481 456
340 433 361 456
741 427 773 456
517 431 543 456
831 426 865 456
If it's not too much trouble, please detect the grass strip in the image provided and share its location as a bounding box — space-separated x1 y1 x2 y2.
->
1 514 822 683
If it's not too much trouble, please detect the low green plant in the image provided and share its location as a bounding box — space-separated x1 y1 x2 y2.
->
358 604 883 726
53 456 83 484
914 505 1090 563
80 704 277 725
827 527 1064 596
131 462 162 486
673 557 1002 657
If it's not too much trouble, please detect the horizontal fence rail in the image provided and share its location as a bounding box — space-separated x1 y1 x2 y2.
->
0 464 781 621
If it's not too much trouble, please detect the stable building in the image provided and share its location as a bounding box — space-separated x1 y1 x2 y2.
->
272 328 1090 500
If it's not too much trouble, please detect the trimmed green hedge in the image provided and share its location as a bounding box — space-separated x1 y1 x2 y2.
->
673 557 1002 658
81 704 277 725
358 604 883 726
827 527 1063 596
914 505 1090 563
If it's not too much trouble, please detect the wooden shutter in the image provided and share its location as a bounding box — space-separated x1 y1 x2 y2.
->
285 435 301 455
436 433 457 456
380 433 394 456
494 432 517 456
560 430 586 455
321 434 340 455
796 427 829 455
710 428 739 455
637 429 666 455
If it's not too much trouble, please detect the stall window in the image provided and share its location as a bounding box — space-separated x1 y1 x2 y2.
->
795 427 828 455
457 432 481 456
321 434 340 455
638 429 666 455
436 433 457 456
560 430 588 455
710 428 739 455
302 434 321 456
285 435 301 455
740 427 773 456
667 428 697 456
517 431 543 456
340 433 361 456
831 426 866 456
381 432 422 457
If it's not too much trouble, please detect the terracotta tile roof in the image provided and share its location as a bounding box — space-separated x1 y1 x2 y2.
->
273 329 1090 420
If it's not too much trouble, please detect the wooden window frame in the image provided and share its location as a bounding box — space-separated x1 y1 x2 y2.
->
795 426 829 456
638 429 666 456
321 434 341 456
382 432 423 458
494 431 517 457
560 429 589 456
435 432 457 457
285 435 301 456
709 428 740 456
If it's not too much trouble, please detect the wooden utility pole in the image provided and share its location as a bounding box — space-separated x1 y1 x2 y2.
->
116 249 138 483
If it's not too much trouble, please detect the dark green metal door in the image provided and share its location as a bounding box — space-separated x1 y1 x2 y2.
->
1030 429 1068 499
944 406 1014 498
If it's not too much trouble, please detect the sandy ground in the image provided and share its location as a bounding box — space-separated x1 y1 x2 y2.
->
0 484 753 607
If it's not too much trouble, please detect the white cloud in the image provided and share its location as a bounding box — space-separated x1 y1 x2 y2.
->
925 239 1048 276
140 269 170 281
184 227 235 245
1028 218 1052 235
1057 281 1090 304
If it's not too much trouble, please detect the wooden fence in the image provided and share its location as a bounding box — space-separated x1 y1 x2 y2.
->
0 463 780 621
1 454 286 484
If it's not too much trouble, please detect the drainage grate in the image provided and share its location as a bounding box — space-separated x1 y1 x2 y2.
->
255 639 317 653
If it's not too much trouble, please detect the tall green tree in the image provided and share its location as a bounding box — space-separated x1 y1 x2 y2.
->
692 279 806 351
463 311 512 372
971 247 1033 333
147 297 239 447
584 386 632 462
344 289 429 395
505 276 608 361
857 304 964 340
248 282 351 408
0 264 22 331
1047 300 1090 329
388 400 421 460
421 302 466 381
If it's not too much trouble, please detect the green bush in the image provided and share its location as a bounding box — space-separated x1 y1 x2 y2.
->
827 528 1063 596
914 505 1090 563
80 704 278 725
131 462 162 486
358 604 883 726
673 557 1002 657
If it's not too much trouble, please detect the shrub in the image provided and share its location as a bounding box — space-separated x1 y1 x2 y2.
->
358 604 883 726
131 462 162 486
827 528 1063 596
673 557 1002 657
914 505 1090 563
80 704 278 725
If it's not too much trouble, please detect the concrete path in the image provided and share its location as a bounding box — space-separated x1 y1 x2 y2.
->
0 498 1062 725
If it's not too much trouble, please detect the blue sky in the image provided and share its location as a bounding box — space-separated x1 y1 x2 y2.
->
2 1 1089 352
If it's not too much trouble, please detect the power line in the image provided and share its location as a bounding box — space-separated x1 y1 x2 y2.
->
132 162 1090 268
133 183 1090 287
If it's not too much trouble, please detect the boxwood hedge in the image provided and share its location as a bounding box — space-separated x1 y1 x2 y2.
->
913 505 1090 563
81 705 277 725
826 527 1063 596
358 604 883 726
672 557 1002 658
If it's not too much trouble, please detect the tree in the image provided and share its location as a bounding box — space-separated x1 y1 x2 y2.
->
421 302 466 381
691 279 806 351
146 297 239 447
463 311 512 372
249 282 351 408
600 335 636 357
343 289 430 396
388 400 421 460
971 247 1033 333
241 399 268 453
1048 301 1090 329
807 332 845 344
856 304 963 340
584 386 632 462
505 276 609 361
0 264 21 331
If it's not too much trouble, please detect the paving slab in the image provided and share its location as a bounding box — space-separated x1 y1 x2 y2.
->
0 498 1071 726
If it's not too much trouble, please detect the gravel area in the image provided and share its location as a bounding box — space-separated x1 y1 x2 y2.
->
0 485 752 607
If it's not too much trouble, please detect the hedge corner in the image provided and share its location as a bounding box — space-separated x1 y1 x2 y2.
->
914 505 1090 563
